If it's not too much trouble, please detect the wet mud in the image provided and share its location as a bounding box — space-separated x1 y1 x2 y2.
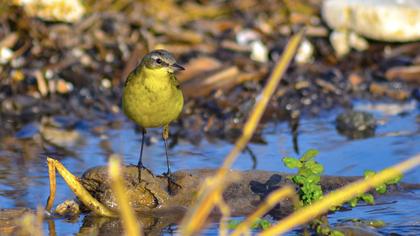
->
81 166 419 217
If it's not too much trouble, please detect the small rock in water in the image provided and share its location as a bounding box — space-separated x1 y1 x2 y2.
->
55 200 80 218
336 110 377 139
39 123 84 149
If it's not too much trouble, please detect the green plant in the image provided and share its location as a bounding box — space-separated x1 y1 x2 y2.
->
281 149 409 236
314 219 345 236
283 150 342 236
348 170 402 207
283 149 324 206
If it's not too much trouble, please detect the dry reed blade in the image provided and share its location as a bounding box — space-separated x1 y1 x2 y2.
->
217 195 231 236
45 157 115 217
231 185 296 236
180 30 304 236
46 157 57 211
108 155 143 236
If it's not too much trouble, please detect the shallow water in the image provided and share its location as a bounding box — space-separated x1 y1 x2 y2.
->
0 99 419 235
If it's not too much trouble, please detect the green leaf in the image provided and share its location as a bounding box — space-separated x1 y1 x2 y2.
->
227 219 241 229
349 198 358 207
300 149 319 161
364 170 375 178
331 230 345 236
312 186 323 200
300 184 312 194
316 224 322 234
300 184 323 204
298 168 313 178
375 184 387 194
283 157 302 169
251 219 271 229
317 225 330 235
251 221 258 229
303 160 316 168
361 193 375 205
386 174 403 185
306 174 321 184
302 160 324 175
258 219 271 230
311 163 324 175
292 175 306 185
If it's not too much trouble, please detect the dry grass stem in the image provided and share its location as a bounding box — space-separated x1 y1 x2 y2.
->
231 185 296 236
45 157 115 217
180 30 304 236
217 195 231 236
46 158 57 212
108 155 142 236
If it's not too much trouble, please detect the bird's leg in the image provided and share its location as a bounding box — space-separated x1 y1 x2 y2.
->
162 125 181 194
137 128 146 182
162 125 171 175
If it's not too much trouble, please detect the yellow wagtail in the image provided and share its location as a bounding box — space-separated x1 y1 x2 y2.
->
122 49 184 179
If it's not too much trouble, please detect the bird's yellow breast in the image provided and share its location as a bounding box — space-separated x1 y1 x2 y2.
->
122 66 183 128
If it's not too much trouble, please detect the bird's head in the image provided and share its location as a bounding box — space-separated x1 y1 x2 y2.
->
141 49 185 73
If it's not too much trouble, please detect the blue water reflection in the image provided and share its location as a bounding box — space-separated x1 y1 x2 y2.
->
0 100 418 235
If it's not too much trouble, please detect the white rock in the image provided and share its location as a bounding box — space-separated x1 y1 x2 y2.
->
236 29 260 46
13 0 85 22
322 0 420 42
236 29 268 63
330 31 351 57
0 47 13 64
295 39 314 64
250 40 268 63
348 32 369 51
101 78 112 89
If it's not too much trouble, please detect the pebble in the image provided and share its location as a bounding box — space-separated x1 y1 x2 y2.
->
336 110 376 139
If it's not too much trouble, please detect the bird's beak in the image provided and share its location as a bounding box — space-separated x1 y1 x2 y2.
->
171 63 185 72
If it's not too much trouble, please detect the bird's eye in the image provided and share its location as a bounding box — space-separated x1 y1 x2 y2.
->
156 58 162 64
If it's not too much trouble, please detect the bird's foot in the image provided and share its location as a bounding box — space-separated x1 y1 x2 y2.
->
163 172 181 195
135 163 153 183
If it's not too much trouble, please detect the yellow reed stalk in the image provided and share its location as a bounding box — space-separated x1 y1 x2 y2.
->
260 153 420 235
180 30 305 236
46 158 57 211
45 157 115 217
47 219 57 236
108 156 142 236
217 195 231 236
231 185 296 236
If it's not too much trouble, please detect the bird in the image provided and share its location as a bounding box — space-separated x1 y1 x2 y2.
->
122 49 184 181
